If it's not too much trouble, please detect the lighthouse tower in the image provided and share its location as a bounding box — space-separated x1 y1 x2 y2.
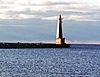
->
56 15 65 45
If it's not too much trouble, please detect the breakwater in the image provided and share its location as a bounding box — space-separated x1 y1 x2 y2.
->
0 42 70 48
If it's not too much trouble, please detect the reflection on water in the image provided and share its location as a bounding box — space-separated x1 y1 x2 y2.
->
0 44 100 77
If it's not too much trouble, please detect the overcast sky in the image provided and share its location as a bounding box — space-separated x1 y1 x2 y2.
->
0 0 100 21
0 0 100 42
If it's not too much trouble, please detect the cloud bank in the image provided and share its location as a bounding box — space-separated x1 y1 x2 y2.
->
0 0 100 21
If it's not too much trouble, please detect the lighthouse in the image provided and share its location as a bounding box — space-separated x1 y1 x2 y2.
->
56 15 65 45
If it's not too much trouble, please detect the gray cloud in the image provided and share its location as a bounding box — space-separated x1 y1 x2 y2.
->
0 0 100 21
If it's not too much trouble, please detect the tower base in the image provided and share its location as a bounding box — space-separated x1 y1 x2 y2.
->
56 38 65 45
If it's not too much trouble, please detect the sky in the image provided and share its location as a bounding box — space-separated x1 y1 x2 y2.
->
0 0 100 42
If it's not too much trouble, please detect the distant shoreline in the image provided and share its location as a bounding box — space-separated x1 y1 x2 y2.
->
0 40 100 45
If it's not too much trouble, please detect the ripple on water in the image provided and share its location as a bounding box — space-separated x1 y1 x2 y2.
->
0 46 100 77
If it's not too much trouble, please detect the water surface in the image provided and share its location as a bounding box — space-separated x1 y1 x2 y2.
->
0 44 100 77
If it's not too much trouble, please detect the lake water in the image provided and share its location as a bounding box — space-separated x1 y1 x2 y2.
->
0 44 100 77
